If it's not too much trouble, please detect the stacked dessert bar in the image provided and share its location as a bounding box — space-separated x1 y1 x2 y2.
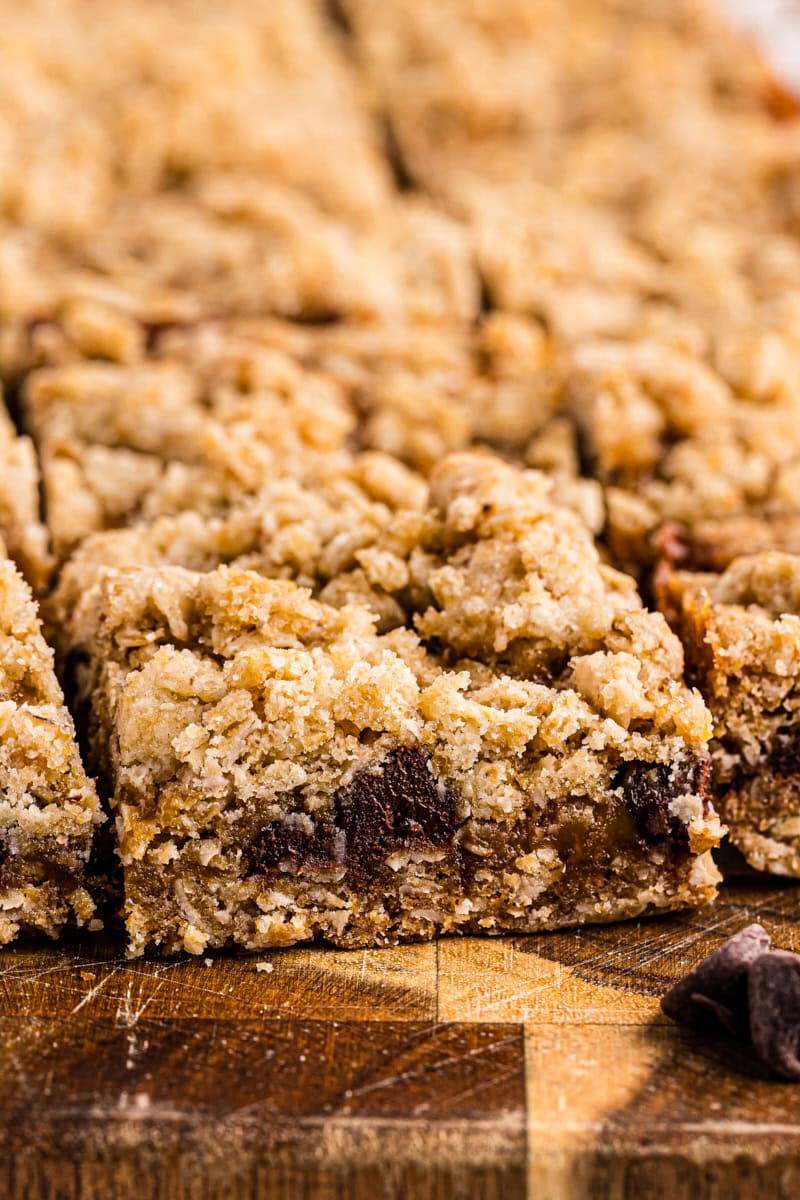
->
0 0 798 954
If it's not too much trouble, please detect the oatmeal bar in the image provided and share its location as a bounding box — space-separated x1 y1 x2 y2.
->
0 396 51 590
340 0 800 344
159 313 602 532
341 0 783 205
657 554 800 877
340 0 796 220
47 447 602 665
66 454 721 956
45 453 431 657
68 189 479 326
22 338 355 563
160 311 587 481
0 553 101 942
0 186 479 332
0 0 390 233
456 182 663 342
0 1 480 329
561 336 800 576
159 311 558 470
0 0 480 328
21 313 601 568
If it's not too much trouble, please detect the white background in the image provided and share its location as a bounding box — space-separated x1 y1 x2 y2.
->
721 0 800 88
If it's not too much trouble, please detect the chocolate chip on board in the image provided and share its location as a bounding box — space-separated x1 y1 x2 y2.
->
749 951 800 1081
661 923 772 1035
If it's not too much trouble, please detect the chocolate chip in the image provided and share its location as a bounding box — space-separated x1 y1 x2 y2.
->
613 758 708 859
768 726 800 777
335 746 459 886
661 923 771 1035
247 820 343 878
749 951 800 1080
245 748 459 889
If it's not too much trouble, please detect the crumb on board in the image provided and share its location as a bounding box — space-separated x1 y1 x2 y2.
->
255 961 274 974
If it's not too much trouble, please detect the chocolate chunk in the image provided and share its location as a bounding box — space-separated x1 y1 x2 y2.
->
247 820 343 878
661 923 771 1035
768 726 800 777
336 746 459 886
749 951 800 1080
246 748 459 888
613 758 708 859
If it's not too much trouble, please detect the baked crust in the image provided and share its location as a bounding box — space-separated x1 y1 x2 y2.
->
67 455 720 956
658 554 800 876
0 556 101 942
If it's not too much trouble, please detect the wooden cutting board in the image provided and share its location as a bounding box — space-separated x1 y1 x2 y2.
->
2 878 800 1199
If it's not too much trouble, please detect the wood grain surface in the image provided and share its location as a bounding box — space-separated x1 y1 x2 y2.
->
2 880 800 1199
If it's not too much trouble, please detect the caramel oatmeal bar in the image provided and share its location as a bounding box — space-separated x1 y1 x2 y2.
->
158 311 560 471
340 0 784 206
0 0 479 330
47 446 600 666
561 336 800 577
66 454 721 956
22 335 355 563
341 0 800 344
0 0 390 234
0 186 479 334
658 554 800 877
64 189 478 327
160 312 598 498
0 552 101 942
0 395 50 590
158 314 603 531
44 452 430 659
20 313 601 571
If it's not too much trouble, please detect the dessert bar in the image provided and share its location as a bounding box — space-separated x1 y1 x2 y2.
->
562 335 800 577
0 396 51 590
44 452 430 657
21 316 603 577
47 443 601 661
22 335 355 562
67 455 721 956
0 0 478 330
658 553 800 876
0 553 101 942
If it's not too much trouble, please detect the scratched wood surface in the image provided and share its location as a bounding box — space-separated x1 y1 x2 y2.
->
2 879 800 1199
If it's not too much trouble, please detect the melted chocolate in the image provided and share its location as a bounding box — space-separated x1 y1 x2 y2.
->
246 746 459 887
613 758 708 860
335 747 459 887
